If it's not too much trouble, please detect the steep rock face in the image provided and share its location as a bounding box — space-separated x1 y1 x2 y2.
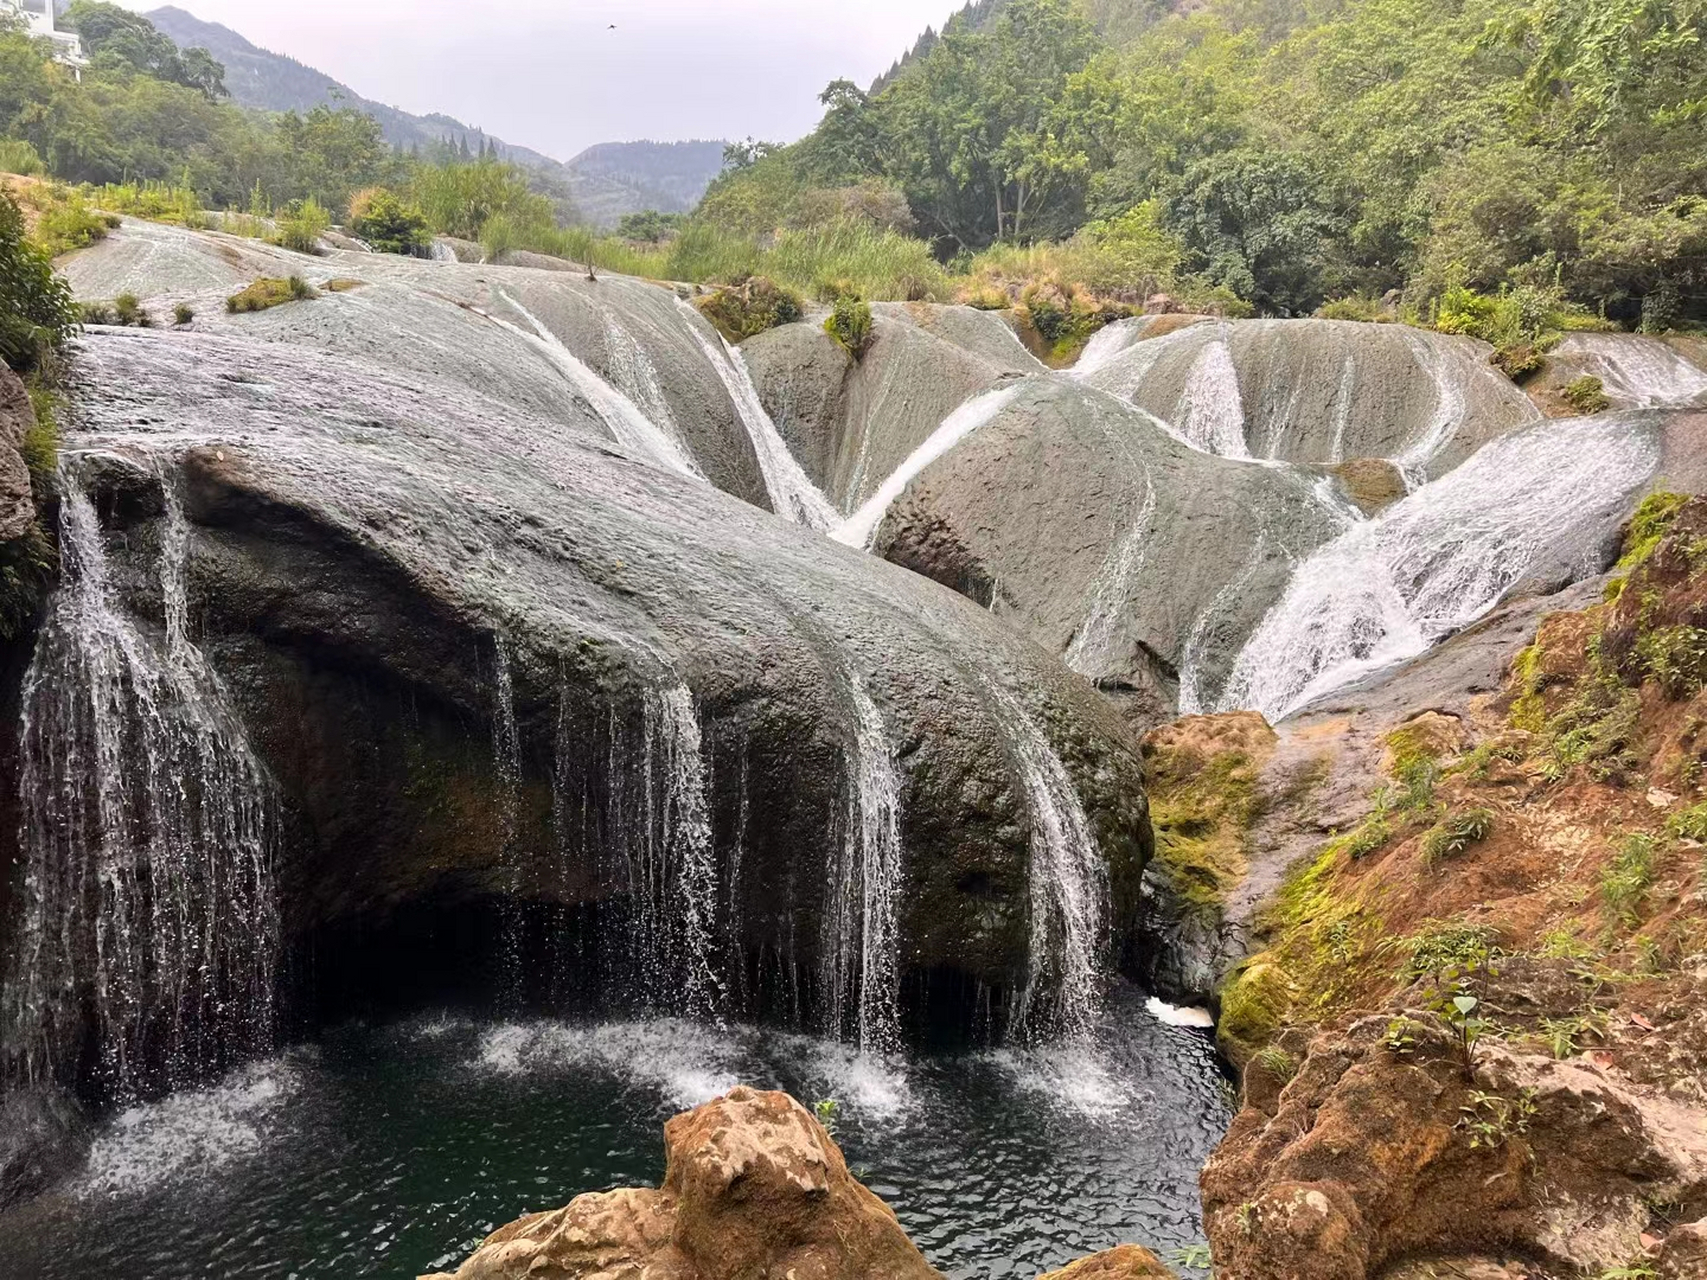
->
1081 318 1540 478
743 303 1041 512
4 324 1150 1088
425 1088 944 1280
871 378 1344 727
1202 1017 1707 1280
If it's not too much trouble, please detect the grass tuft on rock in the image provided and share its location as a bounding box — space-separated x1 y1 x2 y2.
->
693 277 802 344
227 276 317 314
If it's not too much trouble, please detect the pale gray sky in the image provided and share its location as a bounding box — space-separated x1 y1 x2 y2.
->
120 2 964 159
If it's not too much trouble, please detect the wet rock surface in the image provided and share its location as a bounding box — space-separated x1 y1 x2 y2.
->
0 362 35 544
38 323 1151 1040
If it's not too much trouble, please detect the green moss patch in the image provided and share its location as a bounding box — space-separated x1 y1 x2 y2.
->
227 275 317 314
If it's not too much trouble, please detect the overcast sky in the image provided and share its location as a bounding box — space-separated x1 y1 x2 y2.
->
117 2 965 159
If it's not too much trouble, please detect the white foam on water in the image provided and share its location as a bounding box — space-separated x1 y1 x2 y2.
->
774 1034 914 1122
1145 998 1215 1029
980 1042 1134 1119
474 1019 745 1110
834 381 1027 549
76 1056 303 1198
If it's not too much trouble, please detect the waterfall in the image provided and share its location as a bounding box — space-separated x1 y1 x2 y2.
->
3 468 280 1099
1170 333 1248 458
1072 318 1148 377
429 239 459 262
1220 414 1660 722
835 381 1027 549
821 671 905 1053
490 638 525 1003
989 686 1107 1044
616 684 724 1021
1394 330 1473 474
482 289 704 480
673 299 840 530
1557 335 1707 408
603 316 684 448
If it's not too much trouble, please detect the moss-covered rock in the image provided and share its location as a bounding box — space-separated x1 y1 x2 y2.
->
1217 956 1294 1070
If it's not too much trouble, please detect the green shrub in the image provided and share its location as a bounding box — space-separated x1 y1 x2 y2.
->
694 277 803 343
173 303 194 326
824 292 873 359
1665 800 1707 841
1421 807 1495 867
1340 812 1394 860
1399 923 1501 984
1618 491 1689 572
0 194 77 373
268 198 331 255
0 139 45 176
347 187 430 256
1317 294 1393 322
21 185 111 257
226 275 317 313
1636 625 1707 698
1562 375 1611 415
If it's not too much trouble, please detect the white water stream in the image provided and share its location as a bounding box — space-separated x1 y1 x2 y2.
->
1220 414 1660 721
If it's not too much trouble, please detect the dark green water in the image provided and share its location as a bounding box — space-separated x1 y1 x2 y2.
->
0 987 1229 1279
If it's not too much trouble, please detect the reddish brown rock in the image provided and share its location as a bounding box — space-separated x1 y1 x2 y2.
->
1037 1243 1177 1278
423 1087 942 1280
1202 1015 1707 1280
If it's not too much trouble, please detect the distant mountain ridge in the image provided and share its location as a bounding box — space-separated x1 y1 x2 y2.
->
143 6 726 226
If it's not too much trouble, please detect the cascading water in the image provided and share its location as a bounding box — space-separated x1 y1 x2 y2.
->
988 685 1108 1044
1072 318 1149 377
820 671 905 1054
428 239 459 263
490 638 525 1004
835 381 1027 549
1221 414 1661 721
482 289 705 480
613 684 725 1021
2 466 280 1099
602 316 684 447
673 298 840 530
1556 335 1707 408
1170 333 1249 458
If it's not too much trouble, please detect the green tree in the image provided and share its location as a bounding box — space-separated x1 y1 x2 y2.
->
63 1 226 99
348 187 430 255
1165 148 1345 313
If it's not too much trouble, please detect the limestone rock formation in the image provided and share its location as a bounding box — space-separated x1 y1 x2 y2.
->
1202 1016 1707 1280
423 1087 944 1280
742 302 1040 513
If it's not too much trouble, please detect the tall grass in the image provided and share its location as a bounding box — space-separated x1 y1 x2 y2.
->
89 180 207 229
0 138 45 176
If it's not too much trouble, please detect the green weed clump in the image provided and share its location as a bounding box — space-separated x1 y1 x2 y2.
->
824 292 874 358
268 198 331 254
226 275 316 313
1562 374 1611 414
1601 833 1661 926
91 180 206 229
0 138 45 176
347 187 430 256
1421 807 1495 867
694 277 803 343
79 292 152 327
1666 800 1707 841
1617 491 1689 572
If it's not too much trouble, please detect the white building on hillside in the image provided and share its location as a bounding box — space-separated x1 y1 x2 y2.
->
2 0 89 77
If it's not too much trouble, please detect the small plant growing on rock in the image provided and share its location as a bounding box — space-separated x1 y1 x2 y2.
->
1443 993 1489 1080
1341 811 1393 860
1595 1262 1658 1279
812 1097 841 1136
1602 833 1661 926
1668 801 1707 842
1635 624 1707 698
1253 1045 1299 1084
113 292 151 327
1168 1244 1213 1270
1538 1010 1607 1059
173 303 194 326
694 277 803 343
1563 374 1611 414
1455 1087 1536 1149
1382 1016 1422 1057
227 276 317 314
824 292 874 359
1420 806 1495 867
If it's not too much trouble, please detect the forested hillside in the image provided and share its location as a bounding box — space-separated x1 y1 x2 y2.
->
142 6 727 225
703 0 1707 328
